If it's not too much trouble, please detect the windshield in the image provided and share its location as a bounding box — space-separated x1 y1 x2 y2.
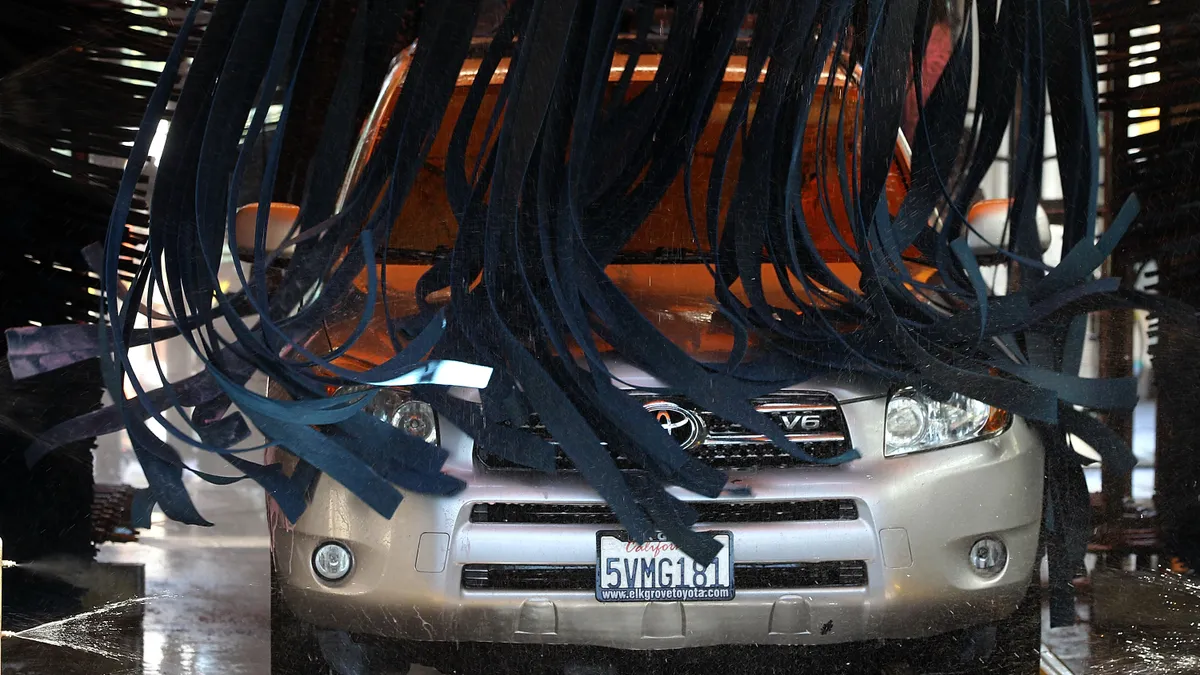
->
341 53 911 265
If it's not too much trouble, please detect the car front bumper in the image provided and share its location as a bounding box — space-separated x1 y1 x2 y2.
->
272 396 1044 650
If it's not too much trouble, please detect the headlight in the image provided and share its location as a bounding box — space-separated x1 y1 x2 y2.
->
344 386 440 445
884 388 1008 456
392 400 438 444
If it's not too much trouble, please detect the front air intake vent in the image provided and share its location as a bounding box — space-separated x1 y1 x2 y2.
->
469 500 858 524
461 561 869 591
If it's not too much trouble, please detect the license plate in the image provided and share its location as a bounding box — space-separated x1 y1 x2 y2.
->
595 531 734 602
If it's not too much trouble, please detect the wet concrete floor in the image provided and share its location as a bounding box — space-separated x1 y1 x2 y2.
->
4 491 1199 675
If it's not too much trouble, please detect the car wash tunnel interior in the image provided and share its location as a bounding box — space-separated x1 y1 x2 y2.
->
1 1 1199 674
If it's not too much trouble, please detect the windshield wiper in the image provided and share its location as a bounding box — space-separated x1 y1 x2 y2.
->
381 246 452 263
610 248 714 264
380 246 715 265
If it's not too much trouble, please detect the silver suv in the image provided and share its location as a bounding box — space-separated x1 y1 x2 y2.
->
264 47 1047 674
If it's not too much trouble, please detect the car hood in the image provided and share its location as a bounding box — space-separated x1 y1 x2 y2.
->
319 264 891 400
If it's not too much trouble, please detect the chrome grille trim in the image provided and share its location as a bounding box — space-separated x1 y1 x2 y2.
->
703 433 847 445
751 402 838 412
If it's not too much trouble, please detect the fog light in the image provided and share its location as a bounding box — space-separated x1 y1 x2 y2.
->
313 542 353 582
969 537 1007 578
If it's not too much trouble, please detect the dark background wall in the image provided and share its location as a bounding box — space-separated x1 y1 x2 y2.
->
0 0 208 562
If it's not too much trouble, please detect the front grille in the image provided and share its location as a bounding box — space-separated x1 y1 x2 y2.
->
476 391 852 472
470 499 858 524
461 561 868 591
462 565 593 591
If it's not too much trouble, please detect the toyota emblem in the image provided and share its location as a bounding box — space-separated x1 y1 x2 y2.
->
643 400 707 450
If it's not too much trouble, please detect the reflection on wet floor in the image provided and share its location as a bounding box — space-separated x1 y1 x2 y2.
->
1042 569 1200 675
1 494 271 674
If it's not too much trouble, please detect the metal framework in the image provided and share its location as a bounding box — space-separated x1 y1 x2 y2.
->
1092 0 1200 566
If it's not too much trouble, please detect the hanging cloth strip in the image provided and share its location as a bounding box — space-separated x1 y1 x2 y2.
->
6 0 1198 627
